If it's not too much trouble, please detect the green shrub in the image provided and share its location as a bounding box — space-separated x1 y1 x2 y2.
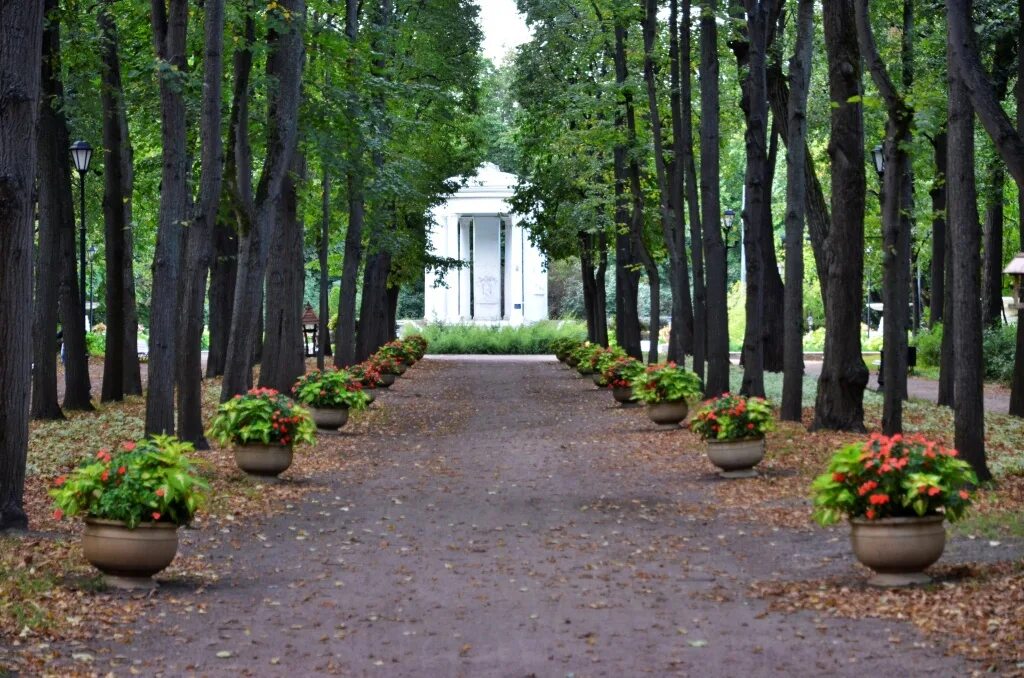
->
914 324 943 368
411 321 587 355
85 331 105 357
983 324 1017 383
802 327 826 351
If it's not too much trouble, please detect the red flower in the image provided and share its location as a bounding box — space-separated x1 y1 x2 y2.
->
151 512 161 521
156 488 166 497
101 470 110 482
865 508 877 520
858 481 878 496
832 473 846 483
117 466 126 475
122 441 136 452
959 489 970 500
868 493 890 505
746 423 755 430
55 475 66 487
927 486 941 497
53 509 63 520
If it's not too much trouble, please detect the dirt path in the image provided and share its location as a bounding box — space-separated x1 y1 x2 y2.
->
45 358 974 676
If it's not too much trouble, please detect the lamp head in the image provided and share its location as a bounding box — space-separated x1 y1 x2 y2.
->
70 140 93 174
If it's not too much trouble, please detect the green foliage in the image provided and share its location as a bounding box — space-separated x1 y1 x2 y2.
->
85 331 105 358
589 346 627 386
50 436 209 528
914 324 943 368
690 394 775 441
291 368 370 410
551 337 584 361
601 356 644 390
376 340 416 365
811 434 978 526
207 388 316 448
415 321 587 355
633 363 704 405
982 324 1017 383
367 354 404 376
727 282 746 351
348 361 384 387
402 335 429 360
570 342 605 375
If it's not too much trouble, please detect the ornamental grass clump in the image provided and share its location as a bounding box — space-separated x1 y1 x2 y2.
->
632 362 703 404
690 394 774 441
602 356 645 389
208 387 316 448
50 436 208 528
811 433 977 526
292 368 370 411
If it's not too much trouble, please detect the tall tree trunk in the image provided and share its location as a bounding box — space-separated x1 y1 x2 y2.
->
221 0 305 401
1012 0 1024 417
0 0 44 531
856 0 913 434
929 131 947 328
99 2 136 404
146 0 189 435
176 0 225 447
646 0 694 364
781 0 813 422
736 0 773 398
334 0 364 368
31 0 66 421
938 195 956 407
700 0 729 394
580 231 609 346
813 0 868 432
356 250 393 361
760 122 785 373
206 219 237 377
946 4 991 481
318 165 330 371
260 155 307 390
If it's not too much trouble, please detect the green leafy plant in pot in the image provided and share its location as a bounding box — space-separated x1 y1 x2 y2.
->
292 368 370 431
208 387 316 478
570 342 604 376
633 362 703 426
602 356 644 404
690 394 774 478
811 433 977 587
50 435 209 588
590 346 627 387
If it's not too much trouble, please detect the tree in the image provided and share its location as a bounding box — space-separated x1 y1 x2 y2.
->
700 0 730 396
221 0 306 401
856 0 913 434
176 0 225 447
781 0 814 422
813 0 869 432
0 0 44 531
145 0 189 435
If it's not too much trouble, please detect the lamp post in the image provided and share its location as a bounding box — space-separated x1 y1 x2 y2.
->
722 208 736 244
871 144 885 178
70 140 92 326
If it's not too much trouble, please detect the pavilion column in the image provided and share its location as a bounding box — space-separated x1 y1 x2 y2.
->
424 210 445 321
507 215 526 325
458 217 472 320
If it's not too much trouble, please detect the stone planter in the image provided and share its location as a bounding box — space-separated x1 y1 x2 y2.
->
379 373 397 388
566 355 580 368
577 366 595 377
591 373 605 387
705 436 765 478
395 363 408 376
83 518 179 589
363 386 377 404
612 386 637 405
849 515 946 587
310 406 349 432
646 400 688 426
234 443 294 478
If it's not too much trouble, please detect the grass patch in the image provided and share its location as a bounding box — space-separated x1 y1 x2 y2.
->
955 511 1024 539
408 320 587 354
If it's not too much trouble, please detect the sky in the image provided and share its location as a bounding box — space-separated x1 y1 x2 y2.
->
478 0 532 66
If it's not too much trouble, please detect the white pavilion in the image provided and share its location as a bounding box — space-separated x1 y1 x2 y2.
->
424 163 548 324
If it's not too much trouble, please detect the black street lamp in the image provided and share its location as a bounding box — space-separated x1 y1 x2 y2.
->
722 208 736 245
70 140 92 325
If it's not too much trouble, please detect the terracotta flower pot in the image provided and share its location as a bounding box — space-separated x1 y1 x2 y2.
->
646 400 688 426
612 386 637 404
310 406 349 431
849 515 946 587
83 518 179 589
234 443 294 478
379 373 397 388
706 436 765 478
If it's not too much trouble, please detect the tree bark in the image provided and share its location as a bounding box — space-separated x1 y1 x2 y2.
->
221 0 305 400
98 2 137 404
31 0 66 421
946 6 991 481
781 0 813 422
0 0 44 531
334 0 364 368
580 231 609 346
700 0 729 394
1012 0 1024 417
176 0 225 447
318 165 330 371
679 0 706 380
929 131 947 328
646 0 694 364
813 0 869 432
356 250 393 361
260 155 307 391
145 0 189 435
856 0 912 434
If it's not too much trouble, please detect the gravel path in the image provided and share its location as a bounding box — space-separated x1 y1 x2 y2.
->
46 358 973 676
